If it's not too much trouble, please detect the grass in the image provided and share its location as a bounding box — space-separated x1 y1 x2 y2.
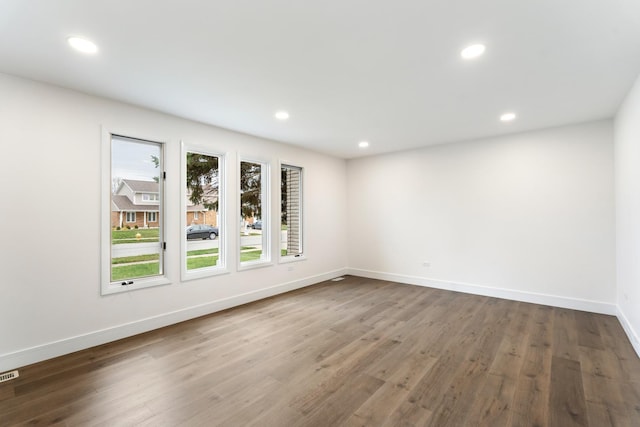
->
111 245 285 276
112 228 159 244
187 248 219 256
187 256 219 270
112 254 159 265
240 250 262 262
112 262 160 281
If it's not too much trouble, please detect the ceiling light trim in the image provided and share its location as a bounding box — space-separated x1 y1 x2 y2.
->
500 112 517 122
274 111 290 120
67 36 98 54
460 44 486 60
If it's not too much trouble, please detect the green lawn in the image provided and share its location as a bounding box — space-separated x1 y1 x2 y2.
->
187 248 219 256
112 228 159 244
112 262 160 281
187 256 219 269
240 250 262 262
112 254 159 265
111 245 286 276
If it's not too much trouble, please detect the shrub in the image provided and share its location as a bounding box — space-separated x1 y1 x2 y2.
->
116 226 121 230
134 225 139 229
126 225 131 230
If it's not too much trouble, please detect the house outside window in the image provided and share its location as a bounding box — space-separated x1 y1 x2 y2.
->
281 164 303 259
126 212 136 223
147 212 157 222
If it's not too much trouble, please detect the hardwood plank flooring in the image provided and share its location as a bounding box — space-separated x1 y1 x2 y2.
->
1 276 639 426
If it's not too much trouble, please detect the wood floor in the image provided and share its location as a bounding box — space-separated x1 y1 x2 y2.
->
1 276 639 426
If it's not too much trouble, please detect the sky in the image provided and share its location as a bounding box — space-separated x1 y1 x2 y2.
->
112 135 160 181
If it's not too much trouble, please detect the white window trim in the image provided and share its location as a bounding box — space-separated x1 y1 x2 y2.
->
180 141 228 281
147 212 157 222
101 126 170 295
126 212 137 223
238 156 272 271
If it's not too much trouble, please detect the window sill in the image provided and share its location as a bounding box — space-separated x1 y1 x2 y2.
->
238 260 273 272
101 276 171 296
279 254 306 264
181 267 230 282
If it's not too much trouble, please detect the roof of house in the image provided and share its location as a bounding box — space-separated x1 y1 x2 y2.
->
122 179 158 193
112 195 158 212
112 179 218 212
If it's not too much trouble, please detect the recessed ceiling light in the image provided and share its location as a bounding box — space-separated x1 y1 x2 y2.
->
500 112 517 122
275 111 289 120
67 36 98 54
358 141 369 148
460 44 486 60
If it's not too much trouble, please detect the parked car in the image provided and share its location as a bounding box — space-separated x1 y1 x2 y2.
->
186 224 218 240
249 220 262 230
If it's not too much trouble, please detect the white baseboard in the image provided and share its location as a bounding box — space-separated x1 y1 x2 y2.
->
616 307 640 359
0 268 347 372
347 268 618 315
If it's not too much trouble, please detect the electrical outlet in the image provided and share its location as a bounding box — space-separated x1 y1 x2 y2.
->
422 261 431 267
287 266 294 272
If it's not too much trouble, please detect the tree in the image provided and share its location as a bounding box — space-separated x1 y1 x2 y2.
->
111 176 124 194
186 157 285 222
186 153 219 211
151 155 160 183
240 161 261 219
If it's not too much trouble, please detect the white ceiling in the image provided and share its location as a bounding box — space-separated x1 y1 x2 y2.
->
1 1 640 159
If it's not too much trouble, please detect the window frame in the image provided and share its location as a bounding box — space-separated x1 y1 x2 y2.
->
238 156 271 271
125 211 136 223
147 211 157 223
101 128 170 295
279 162 306 264
180 141 228 281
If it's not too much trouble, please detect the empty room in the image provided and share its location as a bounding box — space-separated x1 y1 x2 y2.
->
1 1 639 426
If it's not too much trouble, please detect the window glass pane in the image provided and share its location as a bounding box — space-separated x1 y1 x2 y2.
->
240 160 269 264
110 135 163 283
185 151 221 272
281 165 303 257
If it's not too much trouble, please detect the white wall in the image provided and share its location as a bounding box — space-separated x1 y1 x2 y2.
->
1 69 631 371
614 72 640 356
347 121 616 312
0 73 348 371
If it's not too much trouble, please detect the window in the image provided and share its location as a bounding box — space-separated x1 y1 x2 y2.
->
125 212 136 223
142 193 159 201
240 159 270 267
102 132 168 295
181 144 226 280
281 164 303 259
